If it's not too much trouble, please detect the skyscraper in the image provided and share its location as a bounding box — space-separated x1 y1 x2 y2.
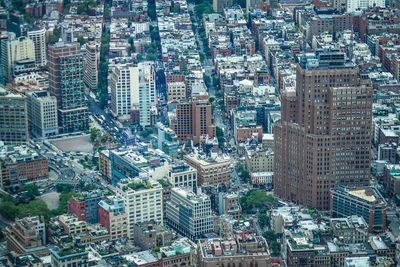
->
83 42 98 91
48 42 88 133
110 63 139 120
274 49 373 210
27 27 47 67
139 62 156 127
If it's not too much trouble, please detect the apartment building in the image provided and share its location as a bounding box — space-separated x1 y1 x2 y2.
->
98 196 128 241
50 246 88 267
166 187 214 240
6 216 47 257
27 27 46 67
68 191 103 224
0 145 48 185
48 42 88 133
171 96 216 145
184 153 230 187
197 234 273 267
83 42 98 91
0 87 29 144
115 177 163 239
133 222 174 250
26 91 58 138
1 32 35 81
167 81 186 103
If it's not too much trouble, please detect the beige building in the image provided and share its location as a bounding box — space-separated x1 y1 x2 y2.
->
27 27 46 67
83 42 98 91
245 147 274 173
167 164 197 192
1 32 35 81
115 177 163 239
26 91 58 138
98 196 128 241
184 152 230 186
167 81 186 103
6 216 48 257
57 214 88 235
262 133 274 150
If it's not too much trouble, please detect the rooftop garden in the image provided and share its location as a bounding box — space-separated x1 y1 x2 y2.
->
125 182 153 191
58 247 86 257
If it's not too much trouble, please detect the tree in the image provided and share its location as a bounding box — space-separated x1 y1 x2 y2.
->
48 28 61 45
258 214 270 228
240 189 279 214
77 35 87 46
271 241 281 256
56 184 73 193
263 230 277 242
0 202 18 220
90 127 100 142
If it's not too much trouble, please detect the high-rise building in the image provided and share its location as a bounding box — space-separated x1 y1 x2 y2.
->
139 62 156 127
274 49 373 210
166 187 214 240
115 177 163 239
171 96 215 145
110 63 139 120
1 32 35 81
83 42 98 91
110 61 155 125
26 91 58 138
0 86 29 144
6 13 24 37
48 42 88 133
167 81 186 103
27 27 47 67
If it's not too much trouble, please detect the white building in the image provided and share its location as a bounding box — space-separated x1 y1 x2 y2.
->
139 62 156 127
1 32 35 81
166 187 214 240
110 61 155 124
27 27 47 67
346 0 385 13
83 42 98 91
110 63 139 120
26 91 58 138
115 176 163 239
250 171 273 187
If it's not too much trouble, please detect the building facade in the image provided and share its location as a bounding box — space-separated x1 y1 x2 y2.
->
1 32 35 81
48 42 88 133
50 247 88 267
0 87 29 144
26 91 58 138
166 187 214 240
184 153 230 187
167 164 197 192
274 50 373 210
68 191 103 224
83 42 98 91
6 216 47 257
115 177 163 239
98 196 128 241
167 81 186 103
27 27 46 67
330 186 387 232
171 96 216 145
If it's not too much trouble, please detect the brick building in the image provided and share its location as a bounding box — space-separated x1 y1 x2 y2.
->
68 191 103 224
274 49 373 210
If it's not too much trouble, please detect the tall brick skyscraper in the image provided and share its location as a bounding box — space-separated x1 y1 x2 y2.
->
49 42 88 133
274 49 373 210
